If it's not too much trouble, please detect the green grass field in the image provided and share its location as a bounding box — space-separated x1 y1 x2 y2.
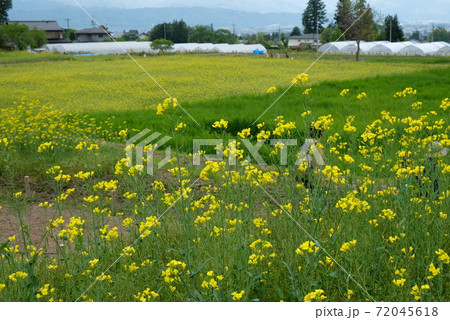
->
0 52 449 302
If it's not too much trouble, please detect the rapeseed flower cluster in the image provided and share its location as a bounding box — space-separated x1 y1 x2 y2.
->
335 191 370 213
266 86 277 94
134 289 159 302
156 98 178 115
291 73 309 84
304 289 326 302
394 87 417 98
212 119 228 129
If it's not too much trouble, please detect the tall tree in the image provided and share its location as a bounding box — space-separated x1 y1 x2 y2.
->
352 0 377 60
334 0 354 37
0 0 12 25
302 0 328 34
290 26 301 36
335 0 377 60
148 20 188 43
171 20 188 43
384 14 404 42
148 23 167 40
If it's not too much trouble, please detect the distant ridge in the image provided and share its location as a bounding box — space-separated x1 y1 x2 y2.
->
9 2 302 33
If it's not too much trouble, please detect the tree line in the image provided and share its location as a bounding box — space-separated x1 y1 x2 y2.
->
147 20 238 44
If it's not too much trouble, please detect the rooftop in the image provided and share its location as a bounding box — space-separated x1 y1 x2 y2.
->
289 34 319 40
75 28 109 35
9 20 63 31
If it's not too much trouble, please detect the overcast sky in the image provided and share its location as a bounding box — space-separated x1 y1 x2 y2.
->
40 0 450 22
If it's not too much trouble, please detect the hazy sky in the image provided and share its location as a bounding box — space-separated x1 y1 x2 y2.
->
32 0 450 22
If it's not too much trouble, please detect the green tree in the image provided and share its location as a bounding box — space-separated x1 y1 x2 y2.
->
280 33 288 47
410 30 420 41
0 23 47 50
148 20 188 43
384 14 404 42
430 27 449 42
63 28 76 41
353 0 377 60
290 26 301 36
321 26 345 43
148 23 165 40
334 0 354 37
242 33 257 44
256 32 273 48
189 25 215 43
150 39 174 53
172 20 189 43
214 29 237 44
302 0 328 34
0 0 12 25
29 28 46 48
117 33 138 41
335 0 377 60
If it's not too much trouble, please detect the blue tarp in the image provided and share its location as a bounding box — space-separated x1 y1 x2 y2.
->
253 49 265 54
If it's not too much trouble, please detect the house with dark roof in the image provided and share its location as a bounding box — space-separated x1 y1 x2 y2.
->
288 34 321 49
75 28 110 42
10 20 64 43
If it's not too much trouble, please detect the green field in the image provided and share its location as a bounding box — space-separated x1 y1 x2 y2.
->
0 52 449 302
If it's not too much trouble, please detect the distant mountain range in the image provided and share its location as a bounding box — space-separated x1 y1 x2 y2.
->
9 0 302 34
8 1 448 35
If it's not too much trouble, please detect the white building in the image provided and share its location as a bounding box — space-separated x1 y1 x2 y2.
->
288 34 321 48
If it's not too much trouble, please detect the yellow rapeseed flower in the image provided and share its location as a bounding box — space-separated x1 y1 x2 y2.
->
435 249 449 264
266 86 276 94
212 119 228 129
231 290 245 301
304 289 326 302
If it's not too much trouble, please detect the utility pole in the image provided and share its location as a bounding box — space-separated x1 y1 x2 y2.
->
316 18 319 49
66 18 70 31
164 23 166 39
233 24 235 36
431 23 434 42
389 18 392 42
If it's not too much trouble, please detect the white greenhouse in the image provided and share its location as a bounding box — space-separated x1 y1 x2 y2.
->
368 42 411 55
340 42 358 54
318 40 450 56
431 42 450 56
396 42 450 56
42 42 267 55
358 41 378 54
317 41 355 53
435 47 450 56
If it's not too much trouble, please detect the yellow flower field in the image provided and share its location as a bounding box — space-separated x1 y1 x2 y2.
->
0 53 445 112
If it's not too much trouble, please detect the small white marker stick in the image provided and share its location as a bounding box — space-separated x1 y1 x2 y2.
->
24 176 31 198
